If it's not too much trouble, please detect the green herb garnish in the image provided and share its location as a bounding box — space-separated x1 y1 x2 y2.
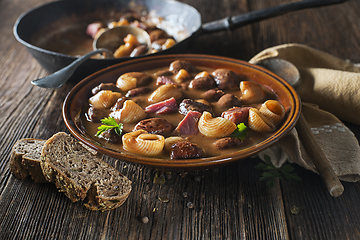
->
230 123 248 140
95 117 123 137
255 155 301 188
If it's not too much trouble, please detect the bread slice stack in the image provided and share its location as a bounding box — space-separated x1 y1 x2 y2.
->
9 132 132 211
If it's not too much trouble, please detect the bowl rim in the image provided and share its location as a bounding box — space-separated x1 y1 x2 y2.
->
63 54 301 170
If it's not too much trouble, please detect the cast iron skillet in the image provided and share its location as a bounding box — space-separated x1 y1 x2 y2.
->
14 0 345 76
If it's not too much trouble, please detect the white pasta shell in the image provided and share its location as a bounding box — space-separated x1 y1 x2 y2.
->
240 81 266 104
148 84 183 103
116 73 137 91
122 130 165 156
109 100 146 123
248 108 275 132
116 72 151 91
259 100 286 125
89 90 122 108
198 111 237 138
164 136 188 151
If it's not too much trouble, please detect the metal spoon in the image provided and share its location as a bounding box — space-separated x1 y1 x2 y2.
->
256 58 344 197
31 26 151 89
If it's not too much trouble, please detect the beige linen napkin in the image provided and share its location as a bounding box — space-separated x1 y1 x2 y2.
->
249 43 360 182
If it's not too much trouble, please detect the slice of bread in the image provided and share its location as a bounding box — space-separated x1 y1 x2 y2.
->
9 138 48 183
40 132 132 211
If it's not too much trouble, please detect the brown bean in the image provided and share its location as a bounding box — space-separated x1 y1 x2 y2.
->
169 60 196 73
130 45 148 57
201 88 225 102
214 137 241 149
217 94 241 109
212 69 240 90
189 76 216 90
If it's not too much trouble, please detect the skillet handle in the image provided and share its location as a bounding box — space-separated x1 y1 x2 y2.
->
201 0 346 33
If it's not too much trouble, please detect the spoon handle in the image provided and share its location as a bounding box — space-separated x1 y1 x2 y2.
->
296 113 344 197
31 48 112 88
58 48 111 74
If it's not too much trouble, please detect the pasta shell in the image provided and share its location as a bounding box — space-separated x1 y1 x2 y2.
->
259 100 286 125
148 84 183 103
116 72 151 91
164 136 188 151
116 73 137 91
89 90 122 108
240 81 266 104
198 111 237 138
122 130 165 156
247 108 275 132
109 100 146 123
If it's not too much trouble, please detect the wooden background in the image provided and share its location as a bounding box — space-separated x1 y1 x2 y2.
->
1 0 360 239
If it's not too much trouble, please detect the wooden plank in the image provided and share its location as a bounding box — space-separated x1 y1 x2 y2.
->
0 0 360 239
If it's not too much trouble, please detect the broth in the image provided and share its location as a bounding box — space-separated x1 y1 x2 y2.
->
81 61 284 160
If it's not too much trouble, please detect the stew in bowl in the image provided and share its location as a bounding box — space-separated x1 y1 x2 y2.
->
63 54 300 170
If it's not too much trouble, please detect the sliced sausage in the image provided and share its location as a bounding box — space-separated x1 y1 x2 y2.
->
170 141 205 159
134 118 173 135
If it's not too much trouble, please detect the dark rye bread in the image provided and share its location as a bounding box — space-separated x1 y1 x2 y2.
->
40 132 132 211
9 138 48 183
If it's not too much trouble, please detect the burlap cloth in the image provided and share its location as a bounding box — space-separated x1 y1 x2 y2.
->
249 43 360 182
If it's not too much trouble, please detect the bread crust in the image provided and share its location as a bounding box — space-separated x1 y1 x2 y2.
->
40 132 132 211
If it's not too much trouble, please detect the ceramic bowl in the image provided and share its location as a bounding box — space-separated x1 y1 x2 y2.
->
63 54 301 170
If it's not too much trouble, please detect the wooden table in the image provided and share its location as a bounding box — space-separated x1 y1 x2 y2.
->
1 0 360 239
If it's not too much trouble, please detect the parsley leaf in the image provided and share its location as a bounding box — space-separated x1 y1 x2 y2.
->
255 155 301 188
95 117 123 137
230 123 248 140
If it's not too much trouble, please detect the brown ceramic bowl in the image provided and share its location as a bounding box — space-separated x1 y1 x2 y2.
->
63 54 301 170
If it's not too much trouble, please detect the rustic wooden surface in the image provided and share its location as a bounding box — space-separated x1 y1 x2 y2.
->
1 0 360 239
